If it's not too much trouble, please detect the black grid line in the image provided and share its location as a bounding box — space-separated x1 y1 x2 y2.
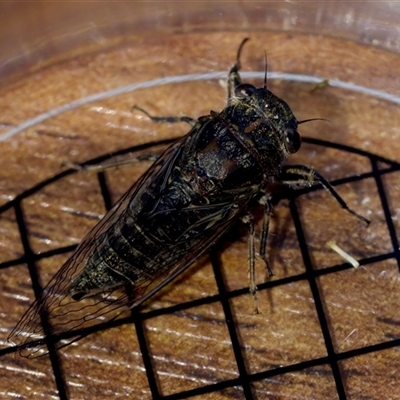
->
289 197 347 398
371 158 400 272
1 137 400 399
210 248 254 399
14 201 69 400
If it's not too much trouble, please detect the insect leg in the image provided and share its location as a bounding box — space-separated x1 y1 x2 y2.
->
227 38 249 99
65 153 159 172
133 105 197 127
241 212 259 314
281 164 370 225
258 195 274 277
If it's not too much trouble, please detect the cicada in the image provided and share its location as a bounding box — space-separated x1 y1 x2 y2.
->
8 39 368 357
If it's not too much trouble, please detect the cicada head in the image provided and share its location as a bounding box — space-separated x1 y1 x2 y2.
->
226 84 301 176
234 84 301 155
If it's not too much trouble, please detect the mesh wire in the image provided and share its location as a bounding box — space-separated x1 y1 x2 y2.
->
1 136 400 400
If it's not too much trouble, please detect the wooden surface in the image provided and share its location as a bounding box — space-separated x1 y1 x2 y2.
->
1 31 400 399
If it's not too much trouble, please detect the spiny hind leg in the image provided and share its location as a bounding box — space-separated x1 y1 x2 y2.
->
65 104 196 172
64 152 160 172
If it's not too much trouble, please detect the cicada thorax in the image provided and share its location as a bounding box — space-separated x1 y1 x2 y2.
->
220 87 300 182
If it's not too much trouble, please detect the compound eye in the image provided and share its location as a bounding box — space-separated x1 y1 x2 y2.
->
235 83 256 98
285 128 301 154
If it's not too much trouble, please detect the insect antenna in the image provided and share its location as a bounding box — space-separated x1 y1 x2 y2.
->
264 51 268 89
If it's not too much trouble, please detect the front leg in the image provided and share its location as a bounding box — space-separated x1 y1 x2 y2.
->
258 194 274 277
241 211 259 314
280 164 370 225
227 38 249 99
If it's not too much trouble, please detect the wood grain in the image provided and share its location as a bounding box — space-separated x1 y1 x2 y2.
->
1 31 400 400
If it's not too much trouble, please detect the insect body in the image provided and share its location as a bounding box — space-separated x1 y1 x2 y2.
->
9 39 367 357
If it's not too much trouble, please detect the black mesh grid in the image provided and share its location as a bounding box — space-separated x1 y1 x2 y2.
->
1 136 400 400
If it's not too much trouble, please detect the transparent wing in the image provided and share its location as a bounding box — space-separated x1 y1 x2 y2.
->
8 136 250 358
8 139 184 356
